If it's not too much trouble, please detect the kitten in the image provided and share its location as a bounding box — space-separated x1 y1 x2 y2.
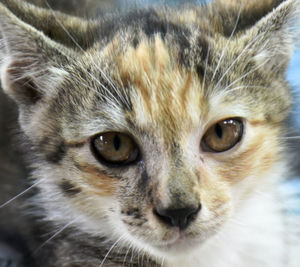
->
0 0 299 266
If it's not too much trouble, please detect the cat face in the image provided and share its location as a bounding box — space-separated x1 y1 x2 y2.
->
27 36 281 258
0 0 298 261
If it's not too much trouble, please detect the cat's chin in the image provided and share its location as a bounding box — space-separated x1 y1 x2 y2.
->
153 232 208 255
129 229 213 260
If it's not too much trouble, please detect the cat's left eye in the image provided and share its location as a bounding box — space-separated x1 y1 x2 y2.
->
201 118 243 153
91 132 139 166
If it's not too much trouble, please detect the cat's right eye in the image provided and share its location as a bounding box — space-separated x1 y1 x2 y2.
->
91 132 139 166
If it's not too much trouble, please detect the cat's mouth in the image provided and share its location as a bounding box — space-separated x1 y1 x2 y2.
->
142 224 211 252
150 230 208 256
156 232 192 248
121 204 228 256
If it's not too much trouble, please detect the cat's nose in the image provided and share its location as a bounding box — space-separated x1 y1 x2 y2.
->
154 204 201 230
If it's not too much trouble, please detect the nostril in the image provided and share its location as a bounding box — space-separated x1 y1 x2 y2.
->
153 204 201 230
153 208 173 226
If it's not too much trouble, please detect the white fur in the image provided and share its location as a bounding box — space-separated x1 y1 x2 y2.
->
163 181 287 267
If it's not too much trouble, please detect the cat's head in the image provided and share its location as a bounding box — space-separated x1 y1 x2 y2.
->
0 0 299 260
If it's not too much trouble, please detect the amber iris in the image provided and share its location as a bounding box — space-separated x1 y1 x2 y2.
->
201 118 243 152
92 132 139 165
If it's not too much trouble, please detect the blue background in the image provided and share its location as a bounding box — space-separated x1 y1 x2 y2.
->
288 49 300 130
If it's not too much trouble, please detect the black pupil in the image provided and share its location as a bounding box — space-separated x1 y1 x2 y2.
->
215 124 223 139
113 135 121 151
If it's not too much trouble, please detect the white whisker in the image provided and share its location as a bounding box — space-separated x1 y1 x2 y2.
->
122 243 133 266
211 31 266 92
99 234 125 267
137 246 143 267
146 250 151 267
130 245 136 263
202 45 210 92
45 1 130 108
0 179 44 209
224 85 268 94
140 248 147 267
34 217 79 254
70 74 120 109
281 136 300 140
210 4 243 82
220 59 271 94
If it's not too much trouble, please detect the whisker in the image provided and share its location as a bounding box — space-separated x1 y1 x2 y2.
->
140 248 147 267
137 247 140 267
70 74 120 109
224 85 269 94
34 217 79 254
122 243 133 266
86 70 123 106
137 246 143 267
9 69 47 82
99 234 125 267
45 1 130 108
202 45 210 92
70 64 121 106
210 4 243 82
219 59 271 94
146 250 151 267
130 245 136 263
0 179 44 209
284 128 300 135
281 136 300 140
211 31 266 92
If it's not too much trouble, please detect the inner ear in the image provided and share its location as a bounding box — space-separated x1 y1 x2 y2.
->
3 60 43 105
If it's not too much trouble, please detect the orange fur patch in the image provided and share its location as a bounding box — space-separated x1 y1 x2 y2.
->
116 35 206 143
217 125 280 184
77 163 118 196
197 167 231 212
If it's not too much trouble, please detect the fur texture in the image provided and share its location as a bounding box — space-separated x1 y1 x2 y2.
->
0 0 299 266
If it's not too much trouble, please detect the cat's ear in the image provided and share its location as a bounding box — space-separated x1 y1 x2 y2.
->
241 0 299 73
0 3 72 107
0 0 94 49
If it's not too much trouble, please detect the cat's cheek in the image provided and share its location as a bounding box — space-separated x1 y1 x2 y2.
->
201 123 281 195
80 166 119 197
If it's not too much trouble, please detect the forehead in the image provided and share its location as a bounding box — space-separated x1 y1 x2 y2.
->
114 35 209 142
71 25 287 145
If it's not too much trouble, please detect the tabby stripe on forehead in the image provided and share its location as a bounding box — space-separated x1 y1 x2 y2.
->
40 138 86 164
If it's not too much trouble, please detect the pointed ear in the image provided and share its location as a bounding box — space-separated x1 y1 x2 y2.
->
0 3 70 107
1 0 95 49
213 0 284 37
242 0 299 74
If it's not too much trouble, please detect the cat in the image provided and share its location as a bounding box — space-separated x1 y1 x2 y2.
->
0 0 299 266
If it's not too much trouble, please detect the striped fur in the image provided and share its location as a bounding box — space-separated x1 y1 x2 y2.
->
0 0 299 266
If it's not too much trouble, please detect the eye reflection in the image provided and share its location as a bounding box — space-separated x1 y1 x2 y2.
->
91 132 139 165
201 118 243 152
